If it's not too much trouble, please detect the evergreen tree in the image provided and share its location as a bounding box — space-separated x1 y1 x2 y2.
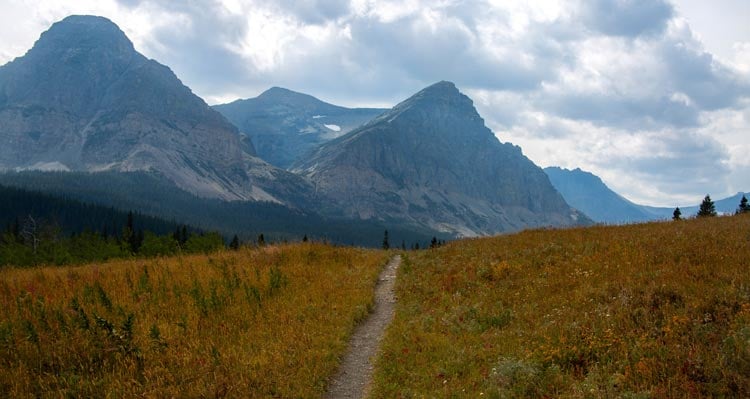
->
738 195 749 214
382 230 390 250
697 195 717 217
126 211 134 233
673 207 682 221
302 234 308 243
122 212 134 253
229 235 240 250
430 236 438 248
10 218 21 241
401 240 406 251
257 233 265 246
132 229 145 253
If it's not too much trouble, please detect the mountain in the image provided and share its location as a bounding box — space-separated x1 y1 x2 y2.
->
545 167 748 222
544 167 654 223
214 87 386 169
640 192 749 218
293 81 588 236
0 15 312 203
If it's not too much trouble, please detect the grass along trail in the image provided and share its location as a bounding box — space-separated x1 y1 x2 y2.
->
325 255 401 399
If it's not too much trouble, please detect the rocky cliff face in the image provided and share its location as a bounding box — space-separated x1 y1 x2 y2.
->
214 88 385 169
294 81 587 236
0 15 312 203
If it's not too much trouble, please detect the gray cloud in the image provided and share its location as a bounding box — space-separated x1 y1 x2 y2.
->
582 0 674 38
536 29 750 130
660 39 749 110
272 0 351 24
111 0 259 97
537 92 701 130
597 131 732 201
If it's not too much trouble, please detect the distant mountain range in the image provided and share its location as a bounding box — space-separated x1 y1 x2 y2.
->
214 88 385 169
0 15 628 242
545 167 748 223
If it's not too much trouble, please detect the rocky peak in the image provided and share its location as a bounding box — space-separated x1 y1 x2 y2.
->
1 15 142 115
365 80 487 142
258 87 307 101
0 15 316 204
30 15 134 57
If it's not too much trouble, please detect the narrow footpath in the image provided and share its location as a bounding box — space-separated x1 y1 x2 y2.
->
325 255 401 399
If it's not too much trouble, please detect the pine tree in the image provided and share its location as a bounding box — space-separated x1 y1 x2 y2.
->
738 195 749 214
697 195 717 217
302 234 308 243
430 236 438 248
672 207 682 221
382 230 390 250
122 212 134 253
132 229 144 253
229 235 240 250
257 233 265 246
401 240 406 250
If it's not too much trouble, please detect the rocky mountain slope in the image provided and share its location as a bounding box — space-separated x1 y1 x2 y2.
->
0 15 312 203
214 88 385 169
294 81 588 236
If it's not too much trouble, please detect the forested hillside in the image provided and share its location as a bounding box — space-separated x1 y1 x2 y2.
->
0 185 224 267
0 171 443 247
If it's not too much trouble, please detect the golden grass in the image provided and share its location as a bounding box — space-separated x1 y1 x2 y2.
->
372 215 750 398
0 243 389 397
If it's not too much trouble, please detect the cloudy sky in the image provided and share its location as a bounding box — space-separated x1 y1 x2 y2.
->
1 0 748 207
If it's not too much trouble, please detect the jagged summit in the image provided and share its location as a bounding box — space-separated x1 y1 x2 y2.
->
413 80 460 97
257 86 314 101
360 80 486 141
26 15 134 59
385 81 469 113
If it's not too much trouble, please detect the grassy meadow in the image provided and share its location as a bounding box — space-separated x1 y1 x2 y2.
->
0 243 389 397
372 215 750 398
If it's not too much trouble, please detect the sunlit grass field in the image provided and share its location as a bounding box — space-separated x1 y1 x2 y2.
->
372 215 750 398
0 243 389 397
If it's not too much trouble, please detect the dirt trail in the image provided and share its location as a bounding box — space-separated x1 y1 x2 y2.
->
325 255 401 399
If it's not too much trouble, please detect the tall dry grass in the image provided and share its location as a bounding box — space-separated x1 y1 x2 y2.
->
373 215 750 398
0 243 389 397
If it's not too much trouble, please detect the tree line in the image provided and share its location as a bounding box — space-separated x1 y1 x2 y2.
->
0 211 226 268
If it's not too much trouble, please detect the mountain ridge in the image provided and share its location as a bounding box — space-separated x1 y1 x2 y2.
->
294 81 588 236
214 87 386 169
0 15 314 204
545 166 749 222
